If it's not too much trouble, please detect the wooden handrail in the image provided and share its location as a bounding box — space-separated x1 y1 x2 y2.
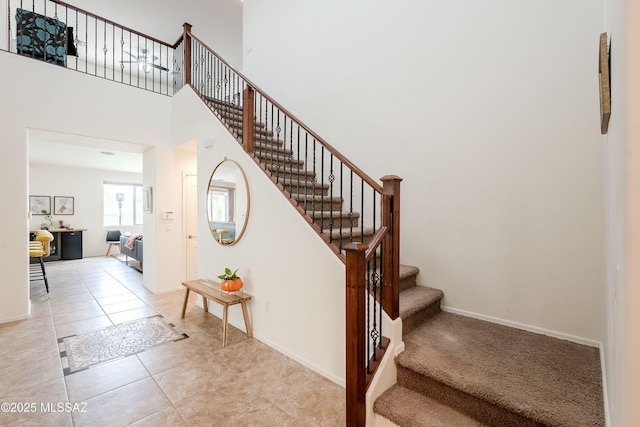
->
364 226 388 261
50 0 182 48
187 31 383 194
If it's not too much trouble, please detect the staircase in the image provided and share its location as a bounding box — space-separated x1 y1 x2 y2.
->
203 95 605 427
203 96 375 249
374 276 605 426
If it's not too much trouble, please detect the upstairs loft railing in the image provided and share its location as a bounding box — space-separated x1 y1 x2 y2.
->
2 0 183 95
2 5 402 422
182 29 401 426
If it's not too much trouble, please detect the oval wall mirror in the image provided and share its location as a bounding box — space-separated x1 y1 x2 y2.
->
207 159 250 245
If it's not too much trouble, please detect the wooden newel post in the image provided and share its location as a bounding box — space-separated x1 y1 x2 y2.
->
183 23 192 87
381 175 402 320
243 86 255 154
345 242 367 427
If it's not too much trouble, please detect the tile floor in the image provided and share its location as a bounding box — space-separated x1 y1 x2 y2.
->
0 257 345 426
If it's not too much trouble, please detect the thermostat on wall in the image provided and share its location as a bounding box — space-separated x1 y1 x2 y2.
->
160 211 174 220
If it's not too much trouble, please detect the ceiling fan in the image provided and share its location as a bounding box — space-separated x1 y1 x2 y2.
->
121 49 169 73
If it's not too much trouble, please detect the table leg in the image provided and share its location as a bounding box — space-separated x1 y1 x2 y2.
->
181 288 190 318
241 301 253 338
221 304 229 347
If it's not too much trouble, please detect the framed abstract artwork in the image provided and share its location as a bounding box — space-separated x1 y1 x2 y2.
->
54 196 74 215
29 195 51 215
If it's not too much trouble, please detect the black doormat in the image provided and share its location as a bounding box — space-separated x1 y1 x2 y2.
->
58 315 187 375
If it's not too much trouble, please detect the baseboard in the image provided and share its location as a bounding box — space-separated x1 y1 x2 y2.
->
0 313 29 324
154 285 183 294
373 413 401 427
250 331 346 388
442 306 601 347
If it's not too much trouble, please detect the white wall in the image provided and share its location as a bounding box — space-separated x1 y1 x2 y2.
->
172 88 347 384
0 51 172 322
142 145 196 293
603 0 640 424
66 0 243 69
243 0 605 343
29 163 143 257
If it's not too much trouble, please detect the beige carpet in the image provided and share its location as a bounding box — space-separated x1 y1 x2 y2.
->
382 311 604 426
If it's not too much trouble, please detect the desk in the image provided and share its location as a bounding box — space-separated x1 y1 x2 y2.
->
181 279 252 347
30 229 86 261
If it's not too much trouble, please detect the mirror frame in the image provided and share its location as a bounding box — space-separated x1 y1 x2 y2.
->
207 158 250 246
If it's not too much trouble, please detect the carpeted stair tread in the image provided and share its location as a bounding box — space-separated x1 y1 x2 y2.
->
400 264 420 283
397 311 604 427
399 286 444 320
374 385 485 427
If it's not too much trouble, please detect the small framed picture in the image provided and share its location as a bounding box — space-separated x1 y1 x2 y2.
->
54 196 74 215
29 195 50 215
144 187 153 213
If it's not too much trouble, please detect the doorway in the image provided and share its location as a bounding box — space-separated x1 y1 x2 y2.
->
184 173 198 281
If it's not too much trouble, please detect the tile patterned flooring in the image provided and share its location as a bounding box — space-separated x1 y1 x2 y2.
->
1 257 345 426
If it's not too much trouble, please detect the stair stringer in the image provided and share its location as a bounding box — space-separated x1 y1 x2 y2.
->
365 313 404 427
197 92 378 257
172 86 349 385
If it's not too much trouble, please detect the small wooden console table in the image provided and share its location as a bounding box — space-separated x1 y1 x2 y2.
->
181 279 253 347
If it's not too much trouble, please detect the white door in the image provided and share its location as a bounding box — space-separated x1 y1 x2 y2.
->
184 174 198 281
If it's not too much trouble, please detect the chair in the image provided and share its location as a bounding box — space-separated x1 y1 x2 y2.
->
106 230 122 256
213 228 235 245
29 230 54 294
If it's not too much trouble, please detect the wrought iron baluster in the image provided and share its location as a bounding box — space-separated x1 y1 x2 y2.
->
111 22 115 81
151 40 156 93
43 0 46 62
282 115 287 186
372 188 377 242
194 43 199 95
216 57 221 101
371 252 379 361
206 50 215 98
74 10 78 70
120 29 124 82
328 154 335 239
128 31 131 84
7 0 11 54
312 138 317 221
321 147 326 233
85 13 88 73
349 171 354 241
94 16 97 76
379 240 384 349
159 42 162 93
366 261 371 374
361 180 365 243
339 162 343 249
103 20 107 79
276 108 282 183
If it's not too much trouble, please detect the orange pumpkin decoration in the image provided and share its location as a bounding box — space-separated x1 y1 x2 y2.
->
221 278 243 292
218 268 243 292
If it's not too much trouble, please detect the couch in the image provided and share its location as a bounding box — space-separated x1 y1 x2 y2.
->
120 234 143 267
